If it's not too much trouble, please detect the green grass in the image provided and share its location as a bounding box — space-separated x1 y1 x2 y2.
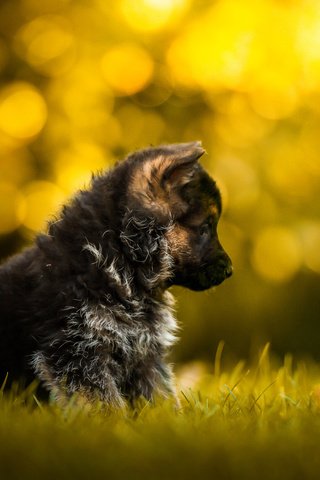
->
2 343 320 480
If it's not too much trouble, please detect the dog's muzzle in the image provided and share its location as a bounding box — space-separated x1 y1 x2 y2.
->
205 254 233 286
224 263 233 279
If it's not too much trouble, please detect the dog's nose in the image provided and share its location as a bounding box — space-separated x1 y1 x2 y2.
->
224 264 233 278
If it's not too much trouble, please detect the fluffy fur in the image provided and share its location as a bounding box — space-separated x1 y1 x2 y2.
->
0 142 232 406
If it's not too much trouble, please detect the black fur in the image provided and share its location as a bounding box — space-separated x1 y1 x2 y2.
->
0 142 232 406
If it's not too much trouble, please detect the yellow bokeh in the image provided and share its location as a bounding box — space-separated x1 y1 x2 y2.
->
120 0 189 32
60 62 114 117
23 181 66 232
215 156 260 212
0 130 20 153
0 39 7 73
101 43 154 96
300 222 320 274
54 143 112 194
249 87 298 120
251 227 303 283
267 144 314 200
0 151 35 186
0 183 26 234
167 0 256 90
116 105 165 148
218 221 245 269
21 0 70 12
295 4 320 90
15 15 75 76
0 83 47 140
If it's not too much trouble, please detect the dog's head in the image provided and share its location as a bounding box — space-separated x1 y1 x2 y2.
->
122 141 232 291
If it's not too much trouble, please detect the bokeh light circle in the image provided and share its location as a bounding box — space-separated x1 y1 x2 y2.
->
15 15 75 76
120 0 189 32
249 87 298 120
251 226 302 283
0 183 26 234
54 143 112 194
101 43 154 96
0 83 47 140
23 181 66 232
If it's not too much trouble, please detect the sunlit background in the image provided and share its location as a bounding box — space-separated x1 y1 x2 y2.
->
0 0 320 365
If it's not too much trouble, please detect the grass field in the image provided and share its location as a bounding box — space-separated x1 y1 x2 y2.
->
1 343 320 480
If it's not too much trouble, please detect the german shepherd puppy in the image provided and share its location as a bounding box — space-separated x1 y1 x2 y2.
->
0 142 232 406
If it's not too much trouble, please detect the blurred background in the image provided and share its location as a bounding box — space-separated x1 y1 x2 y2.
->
0 0 320 366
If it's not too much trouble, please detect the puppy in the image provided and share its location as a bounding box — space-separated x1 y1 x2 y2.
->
0 142 232 406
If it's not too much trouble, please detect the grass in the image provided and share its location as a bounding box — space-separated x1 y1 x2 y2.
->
2 343 320 480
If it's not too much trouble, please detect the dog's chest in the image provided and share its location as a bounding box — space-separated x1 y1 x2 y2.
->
76 297 177 362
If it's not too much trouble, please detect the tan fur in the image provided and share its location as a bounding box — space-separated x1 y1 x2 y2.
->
209 204 219 218
166 225 193 260
130 156 169 211
129 147 203 213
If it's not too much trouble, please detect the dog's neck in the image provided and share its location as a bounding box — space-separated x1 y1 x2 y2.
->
82 235 173 300
40 185 174 301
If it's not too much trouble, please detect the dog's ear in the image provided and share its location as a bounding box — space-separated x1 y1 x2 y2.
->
129 142 205 208
160 141 205 189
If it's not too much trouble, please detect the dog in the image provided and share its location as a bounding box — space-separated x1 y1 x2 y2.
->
0 141 232 406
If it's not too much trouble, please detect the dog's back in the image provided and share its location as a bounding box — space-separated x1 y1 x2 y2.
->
0 248 41 384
